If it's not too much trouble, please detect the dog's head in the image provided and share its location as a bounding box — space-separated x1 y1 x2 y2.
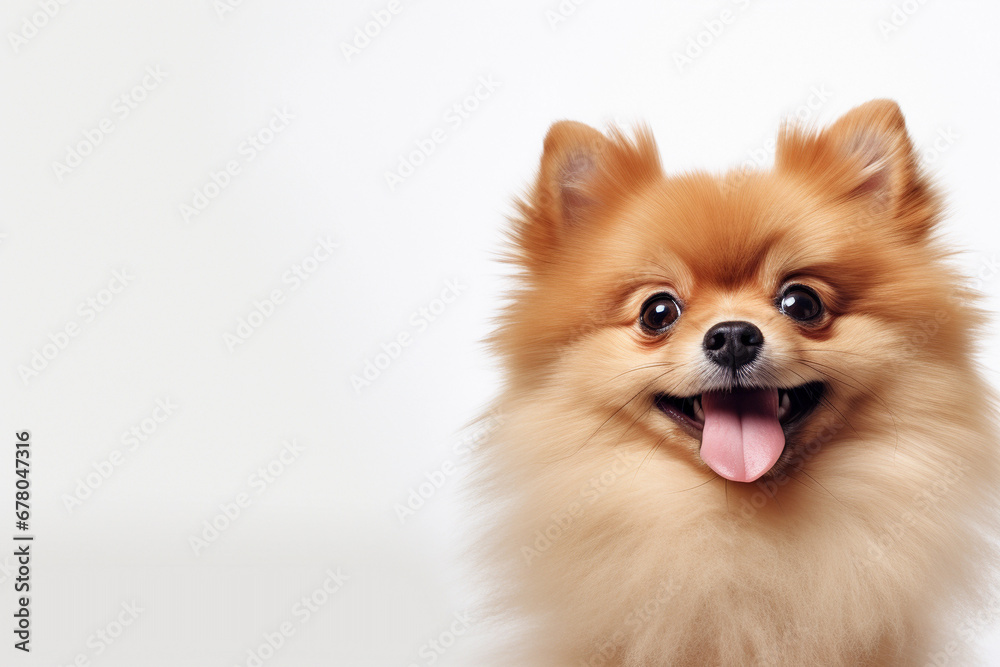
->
498 100 972 483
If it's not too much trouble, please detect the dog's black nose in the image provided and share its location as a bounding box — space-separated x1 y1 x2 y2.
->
703 321 763 370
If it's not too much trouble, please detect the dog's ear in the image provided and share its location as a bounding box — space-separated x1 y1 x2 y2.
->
537 121 610 227
777 99 937 240
823 99 916 209
514 121 661 271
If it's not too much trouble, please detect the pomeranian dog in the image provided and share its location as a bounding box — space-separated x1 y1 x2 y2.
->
479 100 1000 666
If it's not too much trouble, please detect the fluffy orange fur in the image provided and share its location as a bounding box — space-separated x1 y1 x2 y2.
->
477 100 1000 665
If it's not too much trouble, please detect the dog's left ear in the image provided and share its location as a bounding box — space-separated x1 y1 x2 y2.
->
824 99 916 208
777 99 937 239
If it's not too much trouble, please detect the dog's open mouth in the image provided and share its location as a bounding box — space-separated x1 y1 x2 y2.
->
655 382 824 483
655 382 824 430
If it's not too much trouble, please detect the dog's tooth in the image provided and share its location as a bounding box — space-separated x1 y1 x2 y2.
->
778 390 791 421
693 396 704 422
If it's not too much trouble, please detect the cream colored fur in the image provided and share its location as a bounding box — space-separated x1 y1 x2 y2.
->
477 101 1000 666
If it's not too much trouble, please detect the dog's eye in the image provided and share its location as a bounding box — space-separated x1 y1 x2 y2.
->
640 294 681 332
779 285 822 322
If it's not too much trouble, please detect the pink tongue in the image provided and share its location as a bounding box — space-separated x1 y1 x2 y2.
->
699 388 784 483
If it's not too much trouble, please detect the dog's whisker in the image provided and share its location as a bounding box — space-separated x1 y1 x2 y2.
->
633 431 668 484
665 475 717 495
799 468 844 505
781 466 825 497
796 348 872 359
797 359 901 456
613 403 654 451
544 366 681 464
781 364 864 443
600 361 680 385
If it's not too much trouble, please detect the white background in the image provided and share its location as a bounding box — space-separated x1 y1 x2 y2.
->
1 0 999 665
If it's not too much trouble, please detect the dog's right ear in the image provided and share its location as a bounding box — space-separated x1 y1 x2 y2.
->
537 121 610 228
515 121 660 271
